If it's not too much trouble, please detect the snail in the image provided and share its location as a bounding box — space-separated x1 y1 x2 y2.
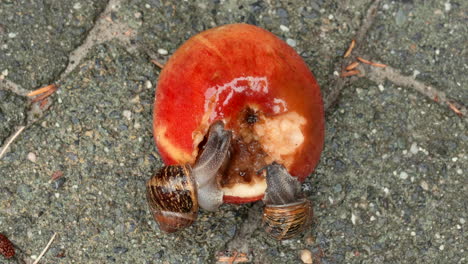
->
261 163 312 240
146 120 232 232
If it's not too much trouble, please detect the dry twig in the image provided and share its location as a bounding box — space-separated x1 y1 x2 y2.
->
0 126 26 160
363 64 467 121
32 233 57 264
343 39 356 58
151 59 165 69
324 0 382 111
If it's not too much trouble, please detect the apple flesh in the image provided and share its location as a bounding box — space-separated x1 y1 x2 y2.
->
153 24 324 203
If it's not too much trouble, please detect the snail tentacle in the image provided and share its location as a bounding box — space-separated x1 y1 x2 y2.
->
192 120 232 211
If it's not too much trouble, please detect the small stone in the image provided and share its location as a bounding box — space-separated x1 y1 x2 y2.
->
456 169 463 175
286 38 296 47
1 69 8 76
279 25 289 32
411 231 416 236
328 14 334 20
351 213 357 225
145 80 152 89
113 247 128 254
134 12 142 18
299 249 313 264
399 171 408 180
52 177 66 190
27 152 37 163
395 9 407 26
420 181 429 191
444 2 451 12
8 32 16 38
410 142 419 154
73 3 82 9
439 245 445 250
378 84 384 91
305 236 315 245
157 48 168 55
383 4 390 10
460 218 466 224
123 110 132 120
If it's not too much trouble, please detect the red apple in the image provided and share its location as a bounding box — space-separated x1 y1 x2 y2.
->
153 24 324 203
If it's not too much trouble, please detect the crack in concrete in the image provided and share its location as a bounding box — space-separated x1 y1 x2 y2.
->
0 0 137 161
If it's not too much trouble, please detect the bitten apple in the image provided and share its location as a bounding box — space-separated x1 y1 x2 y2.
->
153 24 324 203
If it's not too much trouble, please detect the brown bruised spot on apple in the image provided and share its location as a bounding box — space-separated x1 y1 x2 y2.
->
153 23 324 204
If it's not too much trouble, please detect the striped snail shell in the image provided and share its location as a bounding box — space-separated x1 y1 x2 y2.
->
262 163 313 240
146 121 232 233
146 164 197 233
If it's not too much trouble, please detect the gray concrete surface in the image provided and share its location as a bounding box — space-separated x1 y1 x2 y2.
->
1 0 466 263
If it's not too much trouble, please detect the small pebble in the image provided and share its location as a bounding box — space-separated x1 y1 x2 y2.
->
52 177 66 190
27 152 37 163
286 38 296 47
73 3 82 9
305 236 315 245
113 247 128 254
410 142 419 154
351 213 357 225
123 110 132 120
299 249 313 264
444 2 451 12
157 48 168 55
399 171 408 180
8 32 16 38
145 80 152 89
420 180 429 191
378 84 385 91
279 25 289 32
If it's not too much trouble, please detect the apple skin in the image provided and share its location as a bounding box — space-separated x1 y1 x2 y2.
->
153 24 324 203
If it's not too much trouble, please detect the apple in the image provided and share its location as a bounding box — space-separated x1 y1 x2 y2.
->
153 24 324 203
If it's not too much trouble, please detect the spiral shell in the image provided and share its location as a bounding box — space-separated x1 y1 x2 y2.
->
146 165 198 233
263 199 312 240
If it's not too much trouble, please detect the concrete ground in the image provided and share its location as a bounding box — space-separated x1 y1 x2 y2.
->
0 0 466 263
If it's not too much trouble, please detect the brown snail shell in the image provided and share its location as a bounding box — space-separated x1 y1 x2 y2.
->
146 164 198 233
263 199 312 240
